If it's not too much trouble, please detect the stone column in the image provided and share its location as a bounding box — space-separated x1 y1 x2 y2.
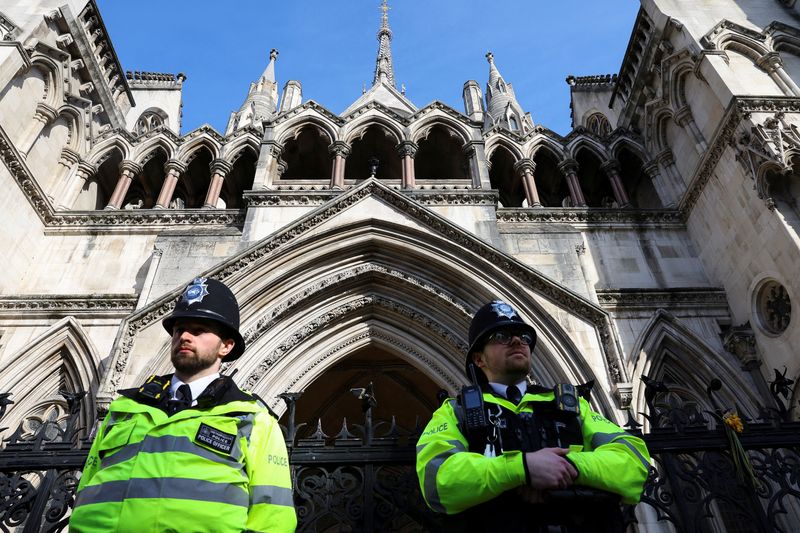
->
558 159 586 207
252 141 282 189
105 160 142 209
600 161 630 207
655 148 685 202
513 158 542 207
154 159 187 209
328 141 350 189
397 141 417 189
757 52 800 97
203 159 233 208
57 160 96 210
18 102 58 155
642 159 675 207
674 106 708 153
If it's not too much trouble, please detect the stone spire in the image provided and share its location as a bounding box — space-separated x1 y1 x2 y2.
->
226 49 280 134
372 0 396 87
484 51 531 133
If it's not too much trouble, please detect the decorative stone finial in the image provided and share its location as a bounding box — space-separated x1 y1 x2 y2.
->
270 49 279 61
486 51 494 63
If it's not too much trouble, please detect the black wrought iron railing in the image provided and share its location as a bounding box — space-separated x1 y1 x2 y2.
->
1 374 798 532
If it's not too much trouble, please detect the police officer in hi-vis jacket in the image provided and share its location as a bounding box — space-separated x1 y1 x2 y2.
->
71 278 296 533
416 300 650 532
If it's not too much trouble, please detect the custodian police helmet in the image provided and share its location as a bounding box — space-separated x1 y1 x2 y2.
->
162 277 246 361
465 300 537 378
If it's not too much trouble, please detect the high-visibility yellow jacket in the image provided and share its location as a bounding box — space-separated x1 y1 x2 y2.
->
416 389 650 517
70 376 296 533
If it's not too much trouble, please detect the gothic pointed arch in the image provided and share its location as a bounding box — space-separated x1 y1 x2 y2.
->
0 317 101 436
408 110 472 148
101 181 627 418
86 137 132 167
572 144 615 207
488 144 523 207
345 124 402 179
274 109 340 149
175 135 221 163
485 135 524 162
344 114 404 147
630 310 761 426
133 135 177 166
413 123 468 180
78 144 127 209
529 143 567 207
278 124 333 180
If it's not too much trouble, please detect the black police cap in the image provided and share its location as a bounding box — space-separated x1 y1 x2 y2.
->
162 277 246 361
465 300 537 378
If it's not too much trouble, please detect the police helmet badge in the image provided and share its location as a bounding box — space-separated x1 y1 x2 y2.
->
490 300 517 319
182 277 210 305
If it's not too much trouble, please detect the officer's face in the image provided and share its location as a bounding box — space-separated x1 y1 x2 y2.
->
170 319 235 379
472 331 532 385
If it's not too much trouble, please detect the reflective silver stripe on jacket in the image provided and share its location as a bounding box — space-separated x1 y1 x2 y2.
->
417 440 466 513
250 484 294 507
231 413 255 462
74 477 249 508
590 431 649 469
100 434 245 470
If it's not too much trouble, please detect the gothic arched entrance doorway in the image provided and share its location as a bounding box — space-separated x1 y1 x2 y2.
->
281 343 443 438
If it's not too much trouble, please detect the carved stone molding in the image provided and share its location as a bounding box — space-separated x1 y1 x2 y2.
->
241 264 469 347
596 288 728 310
245 190 338 207
679 96 800 219
262 327 463 410
732 112 800 209
407 189 497 205
245 188 497 207
242 296 467 395
0 295 138 317
497 208 683 226
721 322 760 369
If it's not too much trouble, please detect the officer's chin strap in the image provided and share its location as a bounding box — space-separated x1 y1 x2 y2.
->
483 404 503 458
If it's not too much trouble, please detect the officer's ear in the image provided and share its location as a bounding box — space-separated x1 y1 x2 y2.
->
218 338 235 359
471 350 486 369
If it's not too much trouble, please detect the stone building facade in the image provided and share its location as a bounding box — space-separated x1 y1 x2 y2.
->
0 0 797 504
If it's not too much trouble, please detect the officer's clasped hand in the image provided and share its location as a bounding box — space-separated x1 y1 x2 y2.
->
524 447 578 490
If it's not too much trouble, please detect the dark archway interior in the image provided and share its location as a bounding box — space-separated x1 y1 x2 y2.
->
489 146 523 207
618 148 662 208
125 150 167 209
282 345 442 438
281 127 332 180
575 148 613 207
414 126 467 179
177 147 212 208
533 148 568 207
223 149 257 208
346 126 402 180
89 150 123 209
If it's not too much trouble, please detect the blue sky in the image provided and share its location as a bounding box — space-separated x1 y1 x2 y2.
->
96 1 639 136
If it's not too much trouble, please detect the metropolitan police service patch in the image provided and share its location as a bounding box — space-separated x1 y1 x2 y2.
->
491 301 517 319
182 277 209 305
195 423 235 454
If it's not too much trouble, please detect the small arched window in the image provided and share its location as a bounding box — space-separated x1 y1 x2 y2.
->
508 116 519 131
134 109 167 135
586 112 612 136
